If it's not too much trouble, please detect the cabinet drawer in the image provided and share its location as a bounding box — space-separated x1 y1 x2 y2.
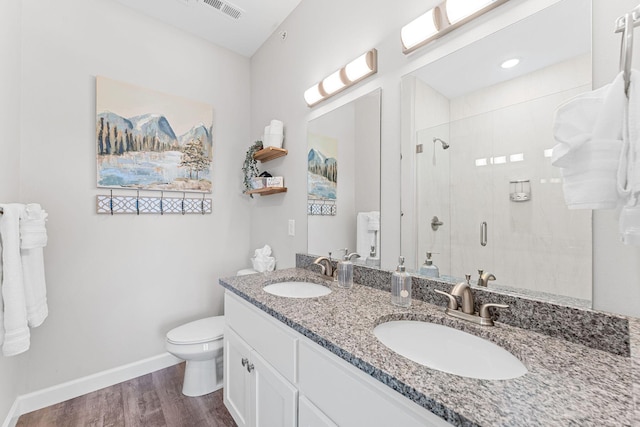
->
225 291 298 383
298 340 452 427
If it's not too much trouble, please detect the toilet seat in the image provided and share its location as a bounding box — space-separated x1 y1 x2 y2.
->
166 316 225 345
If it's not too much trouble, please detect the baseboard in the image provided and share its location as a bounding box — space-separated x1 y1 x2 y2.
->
5 352 181 424
1 399 20 427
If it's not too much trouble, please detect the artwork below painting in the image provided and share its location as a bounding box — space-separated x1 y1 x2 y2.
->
308 133 337 216
96 76 214 193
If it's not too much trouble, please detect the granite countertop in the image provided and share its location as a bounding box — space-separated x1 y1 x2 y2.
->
219 268 639 427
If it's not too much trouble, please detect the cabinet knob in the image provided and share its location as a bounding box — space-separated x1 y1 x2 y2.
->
246 363 255 373
241 357 249 367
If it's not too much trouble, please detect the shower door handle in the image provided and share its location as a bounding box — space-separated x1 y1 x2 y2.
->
480 222 487 246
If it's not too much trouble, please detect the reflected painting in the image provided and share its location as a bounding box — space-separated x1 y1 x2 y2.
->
96 76 213 193
307 133 337 215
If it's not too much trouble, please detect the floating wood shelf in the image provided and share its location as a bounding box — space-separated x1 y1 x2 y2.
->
254 147 288 162
246 187 288 196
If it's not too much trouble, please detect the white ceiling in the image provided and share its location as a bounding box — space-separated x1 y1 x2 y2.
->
113 0 302 57
412 0 591 98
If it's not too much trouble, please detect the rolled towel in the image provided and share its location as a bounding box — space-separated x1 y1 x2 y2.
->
0 203 30 356
20 203 48 327
367 211 380 231
269 120 283 135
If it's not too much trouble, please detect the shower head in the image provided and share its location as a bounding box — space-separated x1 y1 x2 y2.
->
433 137 450 150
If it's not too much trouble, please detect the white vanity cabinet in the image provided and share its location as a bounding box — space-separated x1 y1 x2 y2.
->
223 291 451 427
224 292 298 427
298 341 451 427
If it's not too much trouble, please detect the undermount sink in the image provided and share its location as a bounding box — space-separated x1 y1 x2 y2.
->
263 281 332 298
373 320 527 380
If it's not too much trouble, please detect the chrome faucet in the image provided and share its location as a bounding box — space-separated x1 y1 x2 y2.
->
435 274 508 326
313 256 334 278
477 270 496 287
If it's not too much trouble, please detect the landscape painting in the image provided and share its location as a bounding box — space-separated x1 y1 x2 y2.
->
96 76 213 193
307 133 337 216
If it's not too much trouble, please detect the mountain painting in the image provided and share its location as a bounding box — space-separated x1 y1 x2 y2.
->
96 76 214 193
308 133 337 216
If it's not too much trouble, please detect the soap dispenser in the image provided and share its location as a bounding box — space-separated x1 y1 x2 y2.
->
337 249 360 289
391 256 412 308
418 252 440 278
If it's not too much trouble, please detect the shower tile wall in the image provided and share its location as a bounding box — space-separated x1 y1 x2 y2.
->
415 54 593 300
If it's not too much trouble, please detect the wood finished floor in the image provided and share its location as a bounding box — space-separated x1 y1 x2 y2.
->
16 363 237 427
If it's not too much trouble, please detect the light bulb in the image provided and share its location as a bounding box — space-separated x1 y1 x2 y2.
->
304 84 323 106
446 0 494 24
401 9 438 51
322 70 346 95
345 51 374 82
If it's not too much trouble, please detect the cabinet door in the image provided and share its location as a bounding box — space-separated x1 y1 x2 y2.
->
299 396 338 427
224 327 253 427
251 350 298 427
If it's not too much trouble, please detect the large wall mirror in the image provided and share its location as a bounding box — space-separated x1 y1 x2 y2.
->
401 0 593 305
307 89 381 264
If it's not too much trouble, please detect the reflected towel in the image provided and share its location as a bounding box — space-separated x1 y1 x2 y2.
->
552 72 626 209
0 204 30 356
621 70 640 206
20 204 48 327
357 212 380 260
620 206 640 245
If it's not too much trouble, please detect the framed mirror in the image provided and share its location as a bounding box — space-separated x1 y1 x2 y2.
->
401 0 593 305
307 89 382 265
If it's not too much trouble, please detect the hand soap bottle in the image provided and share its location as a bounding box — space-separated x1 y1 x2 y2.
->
337 249 361 289
418 252 439 278
391 256 412 308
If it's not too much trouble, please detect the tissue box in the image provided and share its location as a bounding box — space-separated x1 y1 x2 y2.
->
266 176 284 188
250 177 267 189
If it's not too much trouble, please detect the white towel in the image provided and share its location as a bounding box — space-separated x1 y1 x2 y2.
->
551 72 626 209
20 204 48 327
356 211 380 260
367 211 380 231
618 70 640 244
0 204 30 356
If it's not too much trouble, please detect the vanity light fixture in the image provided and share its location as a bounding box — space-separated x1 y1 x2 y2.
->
304 49 378 107
401 0 509 54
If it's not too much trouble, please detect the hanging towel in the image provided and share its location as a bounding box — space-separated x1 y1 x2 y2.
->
551 72 626 209
356 211 380 260
20 204 48 327
0 204 30 356
619 70 640 244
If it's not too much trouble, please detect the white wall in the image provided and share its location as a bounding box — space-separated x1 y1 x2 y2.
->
2 0 251 406
0 0 23 420
251 0 640 315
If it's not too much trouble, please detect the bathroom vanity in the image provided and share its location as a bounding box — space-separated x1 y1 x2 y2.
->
219 266 638 426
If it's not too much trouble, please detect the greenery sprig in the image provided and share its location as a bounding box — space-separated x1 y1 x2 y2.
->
242 140 263 198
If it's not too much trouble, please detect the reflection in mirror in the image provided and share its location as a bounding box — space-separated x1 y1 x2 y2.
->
402 0 592 305
307 89 381 265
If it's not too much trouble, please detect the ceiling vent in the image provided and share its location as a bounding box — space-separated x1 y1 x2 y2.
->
202 0 244 20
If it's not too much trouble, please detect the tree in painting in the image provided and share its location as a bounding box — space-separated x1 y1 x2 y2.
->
179 137 211 180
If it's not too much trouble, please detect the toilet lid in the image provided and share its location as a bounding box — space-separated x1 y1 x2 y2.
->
166 316 225 345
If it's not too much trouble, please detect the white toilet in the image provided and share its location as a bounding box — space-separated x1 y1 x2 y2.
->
165 316 225 397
